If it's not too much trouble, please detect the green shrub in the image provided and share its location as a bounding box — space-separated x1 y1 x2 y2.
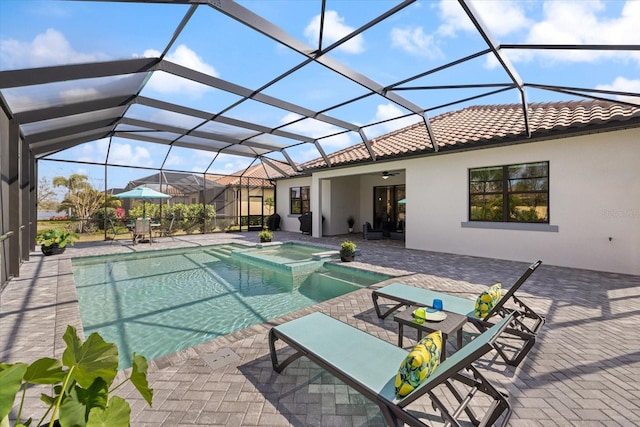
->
340 240 356 254
259 229 273 242
35 228 79 248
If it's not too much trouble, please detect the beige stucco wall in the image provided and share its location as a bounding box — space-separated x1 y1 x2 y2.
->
276 128 639 275
404 128 639 275
276 176 312 233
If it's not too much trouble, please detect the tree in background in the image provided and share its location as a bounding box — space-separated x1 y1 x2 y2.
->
37 177 59 211
53 174 119 233
264 196 274 215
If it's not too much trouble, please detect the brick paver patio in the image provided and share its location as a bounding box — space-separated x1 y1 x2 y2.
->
2 231 639 426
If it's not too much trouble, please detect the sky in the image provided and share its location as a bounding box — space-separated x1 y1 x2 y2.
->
1 0 639 196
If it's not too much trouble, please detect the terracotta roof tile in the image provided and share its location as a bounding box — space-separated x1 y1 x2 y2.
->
301 100 640 171
209 160 295 186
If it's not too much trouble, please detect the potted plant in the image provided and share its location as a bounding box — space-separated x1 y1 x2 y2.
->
347 216 355 233
36 228 79 256
259 229 273 243
340 240 357 262
0 325 153 427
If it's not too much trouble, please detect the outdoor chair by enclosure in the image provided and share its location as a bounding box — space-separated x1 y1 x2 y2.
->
363 222 384 240
108 218 132 240
155 216 175 238
269 311 515 427
133 218 152 245
372 260 544 366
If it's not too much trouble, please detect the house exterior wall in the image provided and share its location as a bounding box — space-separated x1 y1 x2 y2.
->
327 176 360 235
404 128 639 275
276 176 313 233
275 128 638 275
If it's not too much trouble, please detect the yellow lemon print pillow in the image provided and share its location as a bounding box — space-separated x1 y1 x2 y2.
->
474 283 502 318
394 331 443 397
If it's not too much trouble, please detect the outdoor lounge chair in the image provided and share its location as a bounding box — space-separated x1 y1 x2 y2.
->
363 222 384 240
372 260 544 366
269 311 515 427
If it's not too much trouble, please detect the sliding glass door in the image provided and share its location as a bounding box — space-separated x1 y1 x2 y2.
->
373 185 405 233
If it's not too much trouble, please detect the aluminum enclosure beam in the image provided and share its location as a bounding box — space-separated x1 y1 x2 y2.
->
159 60 360 133
204 0 438 150
458 0 531 138
135 96 316 144
14 96 131 124
121 117 279 153
31 128 114 156
0 58 159 89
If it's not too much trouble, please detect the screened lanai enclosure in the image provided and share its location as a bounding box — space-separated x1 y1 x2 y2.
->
1 0 639 288
121 170 276 235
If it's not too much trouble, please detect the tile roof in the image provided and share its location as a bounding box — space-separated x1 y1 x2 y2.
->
210 161 294 186
301 100 640 170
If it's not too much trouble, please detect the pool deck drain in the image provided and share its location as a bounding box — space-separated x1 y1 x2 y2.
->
201 348 241 370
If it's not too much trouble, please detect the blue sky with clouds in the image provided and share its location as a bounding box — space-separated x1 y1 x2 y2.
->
1 0 639 194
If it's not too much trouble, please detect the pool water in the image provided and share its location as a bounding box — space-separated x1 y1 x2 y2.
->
71 244 388 368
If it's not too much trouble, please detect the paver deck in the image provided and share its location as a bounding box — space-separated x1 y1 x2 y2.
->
2 231 639 426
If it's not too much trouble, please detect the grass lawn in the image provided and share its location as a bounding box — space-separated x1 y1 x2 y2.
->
37 220 227 243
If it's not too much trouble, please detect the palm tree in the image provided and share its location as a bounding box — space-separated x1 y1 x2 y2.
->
52 174 116 233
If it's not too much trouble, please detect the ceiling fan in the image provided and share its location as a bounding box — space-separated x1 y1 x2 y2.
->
381 171 400 180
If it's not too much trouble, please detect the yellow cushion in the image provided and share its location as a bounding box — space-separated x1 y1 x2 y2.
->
394 331 442 397
474 283 502 318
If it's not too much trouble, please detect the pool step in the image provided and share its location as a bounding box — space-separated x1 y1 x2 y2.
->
205 245 237 259
316 272 361 287
312 250 340 260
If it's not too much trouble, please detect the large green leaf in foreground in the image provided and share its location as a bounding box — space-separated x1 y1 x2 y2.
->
86 396 130 427
130 354 153 406
62 326 118 389
0 363 28 422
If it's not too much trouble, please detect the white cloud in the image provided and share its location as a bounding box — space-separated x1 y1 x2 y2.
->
107 142 152 167
0 28 108 69
164 154 185 167
525 1 640 64
148 110 201 129
375 103 404 121
208 153 253 174
437 0 475 37
371 103 420 135
390 26 443 59
2 93 42 111
59 88 101 103
279 112 352 148
436 1 640 67
165 148 216 172
304 10 364 54
64 139 108 164
297 145 326 163
437 0 531 38
142 44 219 97
596 77 640 105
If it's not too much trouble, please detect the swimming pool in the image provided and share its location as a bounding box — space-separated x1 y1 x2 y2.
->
71 244 388 368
